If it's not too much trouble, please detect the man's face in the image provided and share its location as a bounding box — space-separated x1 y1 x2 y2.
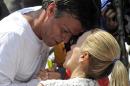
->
41 13 84 46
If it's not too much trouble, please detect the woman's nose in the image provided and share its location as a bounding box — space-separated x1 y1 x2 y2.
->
71 44 76 50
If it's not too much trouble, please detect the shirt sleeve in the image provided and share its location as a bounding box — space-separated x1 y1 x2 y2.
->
0 32 40 86
0 74 40 86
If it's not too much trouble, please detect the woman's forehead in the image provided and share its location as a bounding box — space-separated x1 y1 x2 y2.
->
76 31 92 46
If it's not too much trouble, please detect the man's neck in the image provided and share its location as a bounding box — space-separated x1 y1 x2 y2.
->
23 10 44 40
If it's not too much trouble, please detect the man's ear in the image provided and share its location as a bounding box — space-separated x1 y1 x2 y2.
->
79 52 89 63
46 2 56 17
39 2 56 22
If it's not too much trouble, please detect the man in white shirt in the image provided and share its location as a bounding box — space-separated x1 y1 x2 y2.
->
0 0 99 86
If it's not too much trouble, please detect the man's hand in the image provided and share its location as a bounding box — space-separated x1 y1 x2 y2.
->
37 69 61 80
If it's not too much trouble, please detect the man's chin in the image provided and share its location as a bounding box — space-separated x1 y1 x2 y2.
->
48 40 61 46
45 42 56 47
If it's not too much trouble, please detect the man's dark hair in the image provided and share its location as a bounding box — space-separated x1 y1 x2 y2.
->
42 0 100 30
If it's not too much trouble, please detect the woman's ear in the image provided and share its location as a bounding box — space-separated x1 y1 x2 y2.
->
46 2 56 17
79 52 89 63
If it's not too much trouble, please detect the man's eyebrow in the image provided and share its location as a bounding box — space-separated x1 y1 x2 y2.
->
64 24 74 36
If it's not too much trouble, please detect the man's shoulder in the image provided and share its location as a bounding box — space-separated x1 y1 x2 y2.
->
17 6 42 14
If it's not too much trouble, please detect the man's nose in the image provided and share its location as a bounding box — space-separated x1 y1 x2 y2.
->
63 36 71 44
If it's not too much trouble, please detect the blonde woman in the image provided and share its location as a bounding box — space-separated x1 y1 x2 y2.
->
38 29 128 86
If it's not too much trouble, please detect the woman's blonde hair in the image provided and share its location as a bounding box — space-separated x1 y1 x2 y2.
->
110 60 129 86
80 29 128 86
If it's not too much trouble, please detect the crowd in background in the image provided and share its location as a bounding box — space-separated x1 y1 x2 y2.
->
0 0 42 19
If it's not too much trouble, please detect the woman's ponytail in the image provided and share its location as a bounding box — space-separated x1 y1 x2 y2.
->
110 60 129 86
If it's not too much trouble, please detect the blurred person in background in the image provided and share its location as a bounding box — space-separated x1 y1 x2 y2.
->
0 0 9 20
